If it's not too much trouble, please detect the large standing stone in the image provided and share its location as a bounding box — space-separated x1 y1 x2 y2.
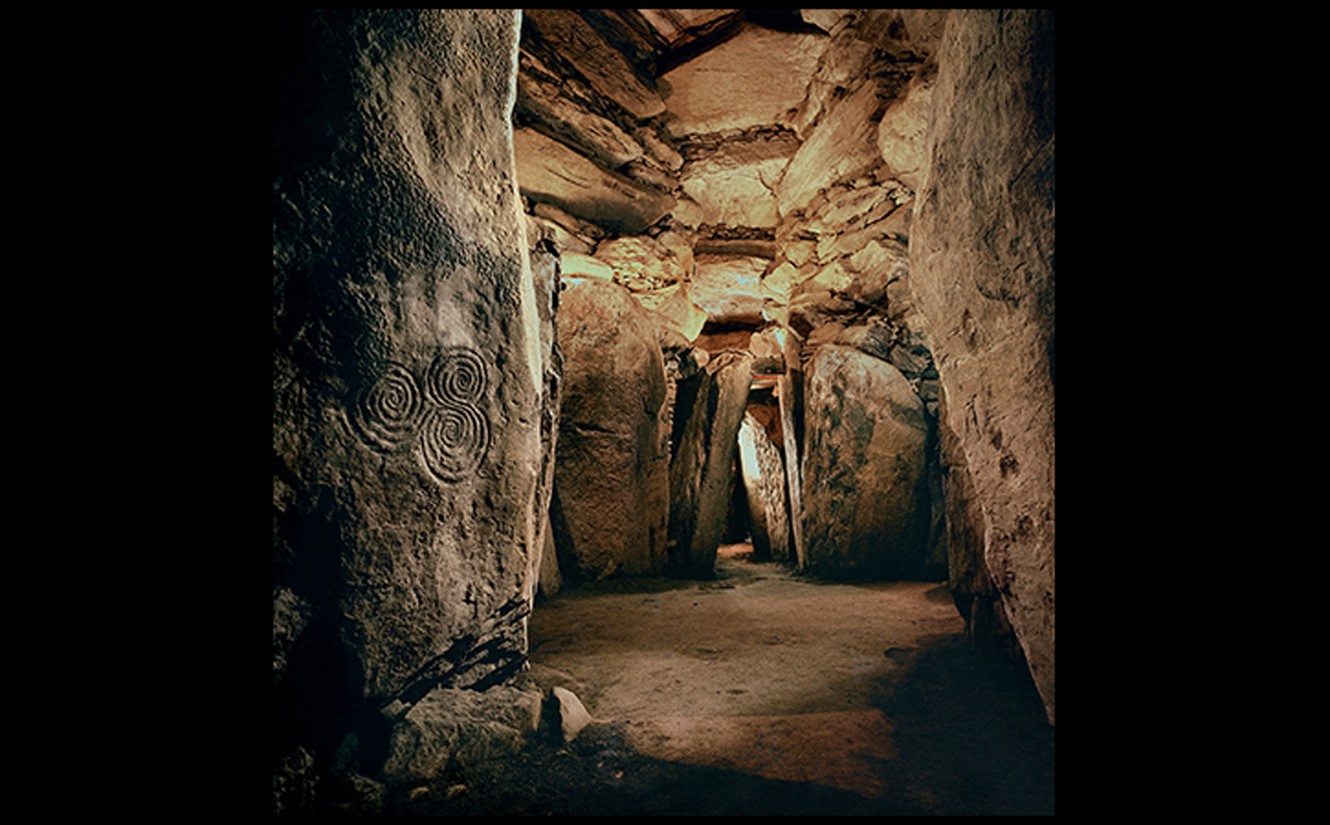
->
777 330 807 567
738 412 791 562
668 351 754 578
514 127 676 235
908 9 1055 723
272 8 546 757
553 280 670 579
524 216 564 610
801 345 929 578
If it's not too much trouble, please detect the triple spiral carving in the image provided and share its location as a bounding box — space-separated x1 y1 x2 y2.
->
350 347 490 482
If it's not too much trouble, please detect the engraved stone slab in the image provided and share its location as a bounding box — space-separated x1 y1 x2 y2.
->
273 11 546 755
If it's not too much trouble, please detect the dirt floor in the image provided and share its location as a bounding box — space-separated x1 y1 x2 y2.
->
370 544 1055 815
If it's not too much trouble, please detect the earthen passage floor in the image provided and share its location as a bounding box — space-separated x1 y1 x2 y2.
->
524 544 1056 815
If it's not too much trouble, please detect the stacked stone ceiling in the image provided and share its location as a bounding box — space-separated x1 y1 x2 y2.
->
515 9 941 367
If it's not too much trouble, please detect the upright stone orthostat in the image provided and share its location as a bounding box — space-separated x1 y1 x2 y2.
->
738 412 791 562
800 345 929 579
668 351 754 578
552 279 670 579
908 9 1055 723
273 8 546 756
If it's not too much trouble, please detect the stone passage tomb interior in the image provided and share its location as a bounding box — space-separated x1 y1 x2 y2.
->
273 8 1054 816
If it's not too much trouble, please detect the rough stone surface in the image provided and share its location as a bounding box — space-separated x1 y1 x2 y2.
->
641 282 708 342
876 69 935 193
908 9 1055 723
779 77 886 217
668 351 754 578
514 127 675 235
738 412 791 562
691 255 768 326
273 10 544 758
523 9 667 121
801 346 929 578
553 280 670 579
381 685 543 782
558 252 616 284
516 53 645 170
660 23 829 137
594 235 685 291
634 126 684 172
549 686 593 743
526 217 564 616
679 132 798 229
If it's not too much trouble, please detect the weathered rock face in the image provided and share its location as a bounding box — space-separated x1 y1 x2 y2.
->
801 345 929 578
272 7 545 759
553 280 670 579
514 127 675 235
908 9 1055 723
738 412 791 562
691 255 768 326
659 22 829 137
522 9 667 122
516 51 645 170
876 68 935 193
668 351 754 577
680 130 799 229
381 685 543 783
524 215 564 612
779 78 886 217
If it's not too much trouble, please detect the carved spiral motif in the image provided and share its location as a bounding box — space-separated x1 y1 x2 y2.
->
349 347 492 484
425 346 488 407
350 361 422 451
419 404 490 482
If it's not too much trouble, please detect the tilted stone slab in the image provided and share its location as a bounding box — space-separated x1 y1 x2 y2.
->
515 127 675 235
523 9 666 121
516 59 645 170
779 78 886 218
801 345 929 578
668 351 754 578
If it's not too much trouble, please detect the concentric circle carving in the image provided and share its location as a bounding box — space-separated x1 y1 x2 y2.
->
349 361 422 452
425 346 488 407
419 404 490 482
348 348 492 484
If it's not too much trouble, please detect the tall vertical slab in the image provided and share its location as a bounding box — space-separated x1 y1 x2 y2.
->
273 9 545 752
667 351 754 578
552 280 670 579
908 9 1055 723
